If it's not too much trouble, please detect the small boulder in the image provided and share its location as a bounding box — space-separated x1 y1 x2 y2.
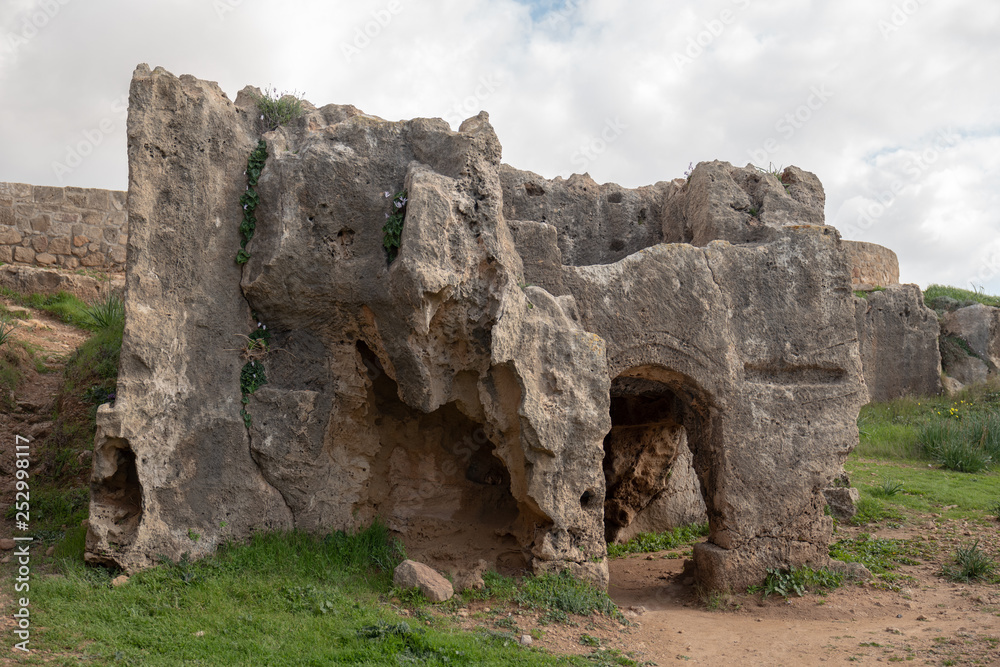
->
453 558 488 592
0 539 15 551
393 560 454 602
111 575 129 587
823 486 860 520
942 375 965 396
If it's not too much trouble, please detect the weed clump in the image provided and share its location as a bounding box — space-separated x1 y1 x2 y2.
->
942 540 997 583
462 569 623 622
750 566 843 599
252 86 305 132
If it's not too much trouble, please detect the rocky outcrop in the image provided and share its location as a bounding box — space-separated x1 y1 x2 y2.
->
940 304 1000 385
614 436 707 543
854 285 942 401
87 65 867 593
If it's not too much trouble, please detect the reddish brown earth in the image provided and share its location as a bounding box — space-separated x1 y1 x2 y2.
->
436 512 1000 665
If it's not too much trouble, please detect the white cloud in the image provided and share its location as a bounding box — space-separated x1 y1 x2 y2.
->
0 0 996 293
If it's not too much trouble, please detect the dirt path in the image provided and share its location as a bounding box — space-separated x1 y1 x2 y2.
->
0 302 89 535
608 532 1000 666
504 519 999 666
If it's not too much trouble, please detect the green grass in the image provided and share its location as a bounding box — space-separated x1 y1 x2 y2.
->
830 533 927 575
0 288 95 330
846 458 1000 521
606 522 709 558
0 337 34 407
83 292 124 330
924 284 1000 308
3 487 88 542
461 570 624 623
829 533 932 588
848 496 903 526
855 389 1000 472
849 388 1000 525
10 526 620 666
941 540 998 583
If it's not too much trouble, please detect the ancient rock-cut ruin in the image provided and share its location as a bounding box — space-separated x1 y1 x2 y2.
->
87 64 874 592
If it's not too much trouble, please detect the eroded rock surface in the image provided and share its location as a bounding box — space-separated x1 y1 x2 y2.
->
854 285 942 401
88 65 867 592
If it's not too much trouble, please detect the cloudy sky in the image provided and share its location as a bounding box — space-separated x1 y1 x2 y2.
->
1 0 997 293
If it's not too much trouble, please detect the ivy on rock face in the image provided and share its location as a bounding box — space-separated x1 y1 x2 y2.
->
382 189 407 264
239 322 271 429
237 139 268 265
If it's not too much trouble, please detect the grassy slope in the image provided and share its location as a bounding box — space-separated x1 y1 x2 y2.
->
924 284 1000 308
15 528 631 667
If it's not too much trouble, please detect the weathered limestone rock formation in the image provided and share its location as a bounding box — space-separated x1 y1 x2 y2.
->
854 285 942 401
940 303 1000 387
87 65 868 592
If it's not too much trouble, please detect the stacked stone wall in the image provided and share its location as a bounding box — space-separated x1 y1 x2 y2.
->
0 182 127 272
843 240 899 287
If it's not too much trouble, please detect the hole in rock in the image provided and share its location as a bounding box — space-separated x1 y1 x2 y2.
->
524 182 545 197
602 373 710 545
89 439 143 560
357 344 526 578
606 191 623 203
603 371 714 602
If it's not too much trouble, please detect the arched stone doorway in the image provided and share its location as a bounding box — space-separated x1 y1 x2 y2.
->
602 366 716 546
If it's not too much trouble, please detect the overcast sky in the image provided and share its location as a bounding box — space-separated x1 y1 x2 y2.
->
1 0 997 293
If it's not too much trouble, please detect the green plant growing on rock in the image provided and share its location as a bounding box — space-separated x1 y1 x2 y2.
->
252 86 305 132
382 190 408 264
238 322 271 429
237 139 268 265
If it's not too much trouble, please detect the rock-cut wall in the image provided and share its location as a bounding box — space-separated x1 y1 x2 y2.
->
87 65 868 593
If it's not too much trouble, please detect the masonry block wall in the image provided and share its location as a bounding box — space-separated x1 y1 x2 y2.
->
0 182 127 272
842 240 900 288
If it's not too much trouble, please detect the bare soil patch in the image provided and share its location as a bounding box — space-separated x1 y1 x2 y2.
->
428 519 1000 666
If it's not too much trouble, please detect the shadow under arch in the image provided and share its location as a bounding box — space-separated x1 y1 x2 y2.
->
602 365 721 546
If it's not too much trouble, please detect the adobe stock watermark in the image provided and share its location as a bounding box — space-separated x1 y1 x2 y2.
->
213 0 243 20
536 0 580 30
878 0 928 39
570 117 628 173
442 74 503 128
966 253 1000 289
340 1 404 63
51 94 128 184
747 82 834 167
673 0 752 72
11 435 33 653
841 127 960 239
3 0 72 55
